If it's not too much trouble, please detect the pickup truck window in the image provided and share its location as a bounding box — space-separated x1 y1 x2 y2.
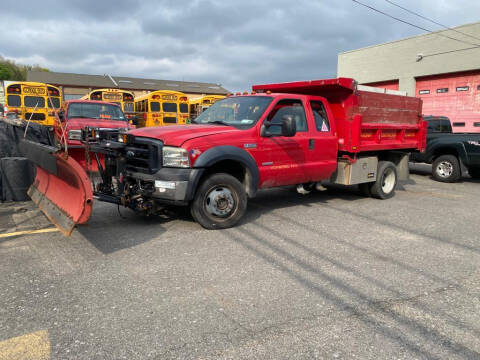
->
67 103 126 121
310 101 330 132
267 99 308 135
194 96 273 128
427 119 451 133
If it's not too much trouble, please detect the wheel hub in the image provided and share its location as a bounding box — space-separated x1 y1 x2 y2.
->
381 168 396 194
437 161 453 177
205 187 235 217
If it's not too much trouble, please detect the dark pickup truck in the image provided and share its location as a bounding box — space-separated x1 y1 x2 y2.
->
410 116 480 182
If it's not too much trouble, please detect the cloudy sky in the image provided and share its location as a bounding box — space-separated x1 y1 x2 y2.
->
2 0 479 91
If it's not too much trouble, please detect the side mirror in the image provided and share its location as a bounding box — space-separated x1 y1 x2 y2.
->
57 110 65 122
281 115 296 137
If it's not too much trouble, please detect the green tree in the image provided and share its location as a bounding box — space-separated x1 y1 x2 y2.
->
0 57 49 81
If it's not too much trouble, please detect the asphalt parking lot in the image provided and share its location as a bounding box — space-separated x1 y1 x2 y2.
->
1 165 479 359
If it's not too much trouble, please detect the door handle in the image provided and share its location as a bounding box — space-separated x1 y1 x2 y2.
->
309 139 315 150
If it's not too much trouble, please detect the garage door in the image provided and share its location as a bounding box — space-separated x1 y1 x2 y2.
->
362 80 399 91
416 71 480 133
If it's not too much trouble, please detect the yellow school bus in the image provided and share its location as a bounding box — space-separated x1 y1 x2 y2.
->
134 90 189 127
4 81 62 126
189 95 226 120
82 88 135 120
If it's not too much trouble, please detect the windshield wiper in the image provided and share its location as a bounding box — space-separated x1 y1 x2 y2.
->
208 120 231 126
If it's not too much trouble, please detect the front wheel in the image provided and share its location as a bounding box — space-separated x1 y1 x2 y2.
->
191 173 247 230
432 155 461 182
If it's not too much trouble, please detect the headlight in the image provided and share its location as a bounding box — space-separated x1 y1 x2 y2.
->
68 130 81 140
163 146 190 168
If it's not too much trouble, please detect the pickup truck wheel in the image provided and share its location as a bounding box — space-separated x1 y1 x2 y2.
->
191 173 247 230
468 167 480 179
370 161 397 199
432 155 461 182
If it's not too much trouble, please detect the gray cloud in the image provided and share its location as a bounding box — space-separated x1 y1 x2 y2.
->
1 0 479 91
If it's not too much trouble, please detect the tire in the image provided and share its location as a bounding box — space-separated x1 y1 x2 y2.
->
432 155 461 182
369 161 398 199
468 167 480 179
190 173 247 230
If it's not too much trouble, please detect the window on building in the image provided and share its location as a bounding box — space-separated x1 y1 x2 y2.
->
64 94 83 101
456 86 469 92
436 88 449 93
418 90 430 95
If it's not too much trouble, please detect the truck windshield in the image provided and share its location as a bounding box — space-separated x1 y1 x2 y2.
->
193 96 273 128
67 103 126 121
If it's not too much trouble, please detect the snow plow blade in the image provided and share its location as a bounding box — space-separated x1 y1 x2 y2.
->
20 140 93 236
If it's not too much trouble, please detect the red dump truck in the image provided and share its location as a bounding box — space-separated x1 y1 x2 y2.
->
21 78 426 235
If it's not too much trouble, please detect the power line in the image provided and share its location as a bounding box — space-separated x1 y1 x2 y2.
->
422 45 479 58
385 0 480 43
351 0 480 47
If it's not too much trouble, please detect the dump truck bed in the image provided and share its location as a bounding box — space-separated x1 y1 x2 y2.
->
252 77 426 153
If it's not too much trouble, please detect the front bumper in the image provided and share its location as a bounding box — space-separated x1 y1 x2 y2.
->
127 167 204 205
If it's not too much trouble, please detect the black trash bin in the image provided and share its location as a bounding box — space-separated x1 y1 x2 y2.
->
1 157 35 201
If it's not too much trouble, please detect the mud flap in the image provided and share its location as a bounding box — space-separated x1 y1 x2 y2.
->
20 140 93 236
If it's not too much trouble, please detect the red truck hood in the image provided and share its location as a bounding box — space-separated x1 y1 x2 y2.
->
128 124 239 146
66 118 131 130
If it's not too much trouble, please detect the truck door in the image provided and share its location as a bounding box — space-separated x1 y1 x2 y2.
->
304 99 338 181
258 98 311 187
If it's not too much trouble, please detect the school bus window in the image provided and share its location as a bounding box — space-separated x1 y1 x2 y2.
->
7 95 21 106
124 102 134 112
24 96 46 108
150 102 160 112
179 103 188 113
48 97 61 109
90 91 102 100
47 86 60 96
163 102 177 112
7 85 21 94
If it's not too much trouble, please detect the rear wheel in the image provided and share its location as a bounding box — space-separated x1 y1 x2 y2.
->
191 173 247 229
468 167 480 179
432 155 461 182
369 161 397 199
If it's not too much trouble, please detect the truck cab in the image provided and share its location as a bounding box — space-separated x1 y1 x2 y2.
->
410 115 480 182
55 99 134 170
